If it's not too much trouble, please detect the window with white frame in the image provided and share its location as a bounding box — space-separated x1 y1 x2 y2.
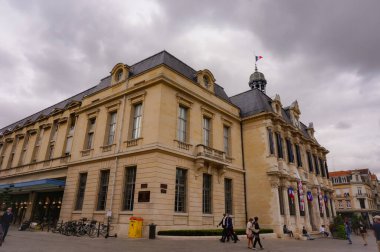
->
203 117 211 147
357 187 362 195
223 125 230 156
338 200 343 209
64 114 76 155
177 106 188 142
132 103 142 139
346 200 351 208
86 118 96 149
106 112 117 145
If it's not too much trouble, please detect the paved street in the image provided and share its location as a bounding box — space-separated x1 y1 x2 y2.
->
1 228 377 252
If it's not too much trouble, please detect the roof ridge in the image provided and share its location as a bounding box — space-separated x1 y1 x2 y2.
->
0 85 97 132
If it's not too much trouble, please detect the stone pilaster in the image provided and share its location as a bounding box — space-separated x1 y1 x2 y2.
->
282 179 291 226
311 187 321 229
302 184 312 231
292 181 301 233
269 176 282 235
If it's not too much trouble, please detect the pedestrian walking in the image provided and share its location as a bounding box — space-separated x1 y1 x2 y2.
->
225 214 238 243
252 216 263 250
1 207 14 242
217 213 227 242
344 220 352 245
358 221 367 246
373 215 380 252
246 218 254 249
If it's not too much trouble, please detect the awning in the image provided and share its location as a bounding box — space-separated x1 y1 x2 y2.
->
0 179 65 193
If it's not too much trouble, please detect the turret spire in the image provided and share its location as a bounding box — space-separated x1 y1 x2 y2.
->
249 55 267 93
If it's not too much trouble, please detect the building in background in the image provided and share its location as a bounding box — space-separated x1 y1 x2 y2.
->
0 51 333 237
329 169 380 226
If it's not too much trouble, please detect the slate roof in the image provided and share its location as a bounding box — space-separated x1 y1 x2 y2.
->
0 51 230 136
230 88 312 140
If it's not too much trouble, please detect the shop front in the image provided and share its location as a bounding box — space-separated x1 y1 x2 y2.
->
0 178 65 226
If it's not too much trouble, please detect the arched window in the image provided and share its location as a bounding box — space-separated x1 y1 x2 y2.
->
203 76 210 88
115 69 123 82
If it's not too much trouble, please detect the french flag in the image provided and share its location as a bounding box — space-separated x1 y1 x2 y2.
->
255 56 263 62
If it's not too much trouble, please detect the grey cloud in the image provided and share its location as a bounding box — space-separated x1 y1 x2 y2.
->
0 0 380 175
335 121 351 130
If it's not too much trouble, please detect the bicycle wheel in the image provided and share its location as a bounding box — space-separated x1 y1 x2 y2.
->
87 226 97 238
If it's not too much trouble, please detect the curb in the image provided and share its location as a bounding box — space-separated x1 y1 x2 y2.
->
157 233 277 240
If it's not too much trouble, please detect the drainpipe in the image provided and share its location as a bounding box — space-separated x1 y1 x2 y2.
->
109 94 127 214
240 120 248 224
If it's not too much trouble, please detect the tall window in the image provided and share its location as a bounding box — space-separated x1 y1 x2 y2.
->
298 189 305 216
223 126 230 155
123 166 137 211
319 158 325 177
202 174 212 214
267 128 275 155
313 155 320 175
307 151 313 173
288 189 296 215
19 134 29 165
174 168 187 212
325 160 330 179
359 199 365 209
177 106 188 142
65 115 76 155
295 144 302 167
86 118 96 149
275 132 284 159
97 170 110 211
203 117 211 147
75 173 88 210
286 139 294 163
47 144 55 159
33 128 44 162
132 104 142 139
52 122 59 141
107 112 117 145
338 200 343 209
278 187 285 215
8 152 15 168
224 178 233 215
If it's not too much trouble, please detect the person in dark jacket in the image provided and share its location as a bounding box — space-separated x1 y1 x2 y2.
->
1 207 14 242
217 213 227 242
252 216 264 250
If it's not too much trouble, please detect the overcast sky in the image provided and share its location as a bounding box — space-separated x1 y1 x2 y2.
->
1 0 379 176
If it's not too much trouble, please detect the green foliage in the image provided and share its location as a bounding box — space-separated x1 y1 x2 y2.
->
330 216 347 239
350 214 363 231
157 228 273 236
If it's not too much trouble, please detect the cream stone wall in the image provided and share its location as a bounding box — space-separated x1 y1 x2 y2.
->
242 113 334 237
0 64 245 238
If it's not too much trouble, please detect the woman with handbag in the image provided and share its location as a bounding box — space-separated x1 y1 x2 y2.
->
246 218 254 249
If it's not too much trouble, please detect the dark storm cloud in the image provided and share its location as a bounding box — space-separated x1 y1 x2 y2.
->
0 0 379 175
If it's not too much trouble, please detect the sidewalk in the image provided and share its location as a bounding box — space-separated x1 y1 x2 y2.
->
1 228 377 252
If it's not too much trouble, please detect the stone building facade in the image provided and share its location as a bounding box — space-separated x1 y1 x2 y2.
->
330 169 380 226
0 51 334 237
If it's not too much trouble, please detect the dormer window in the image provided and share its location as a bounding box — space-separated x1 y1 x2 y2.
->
115 69 123 82
196 69 215 93
203 76 210 88
110 63 129 86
